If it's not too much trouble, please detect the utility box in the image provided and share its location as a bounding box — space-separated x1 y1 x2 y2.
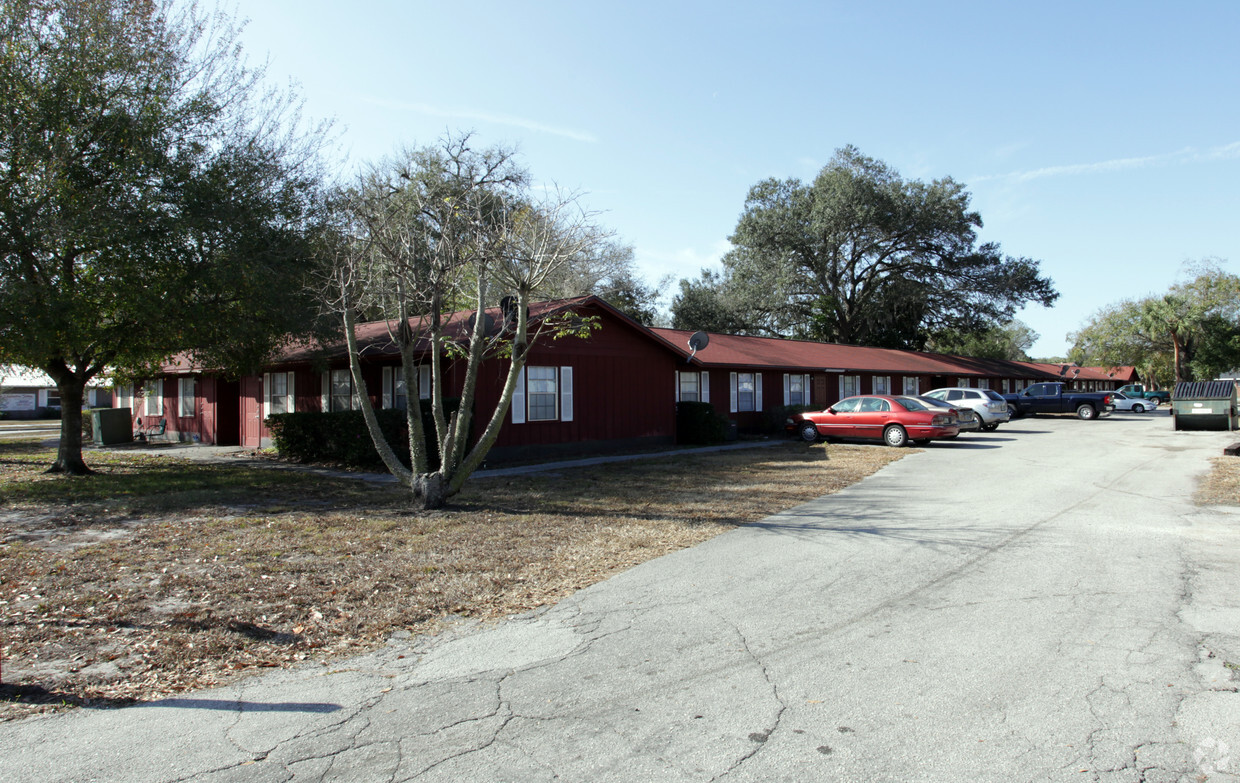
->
91 408 134 445
1172 382 1238 431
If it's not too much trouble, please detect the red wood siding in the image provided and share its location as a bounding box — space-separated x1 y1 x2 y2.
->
481 312 678 450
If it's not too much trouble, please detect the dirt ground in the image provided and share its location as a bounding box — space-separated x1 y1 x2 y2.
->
1 440 906 721
1196 453 1240 505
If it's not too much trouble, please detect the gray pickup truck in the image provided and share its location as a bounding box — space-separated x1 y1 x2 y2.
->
1002 382 1115 420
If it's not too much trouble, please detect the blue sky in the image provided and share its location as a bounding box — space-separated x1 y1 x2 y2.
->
240 1 1239 358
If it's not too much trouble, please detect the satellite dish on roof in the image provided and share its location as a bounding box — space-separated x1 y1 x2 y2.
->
687 331 709 360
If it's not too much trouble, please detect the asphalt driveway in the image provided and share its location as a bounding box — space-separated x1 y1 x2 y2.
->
5 412 1240 782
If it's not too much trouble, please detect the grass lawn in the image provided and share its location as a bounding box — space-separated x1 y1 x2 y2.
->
1 439 906 721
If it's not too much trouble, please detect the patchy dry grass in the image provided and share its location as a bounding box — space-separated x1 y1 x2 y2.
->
1 440 905 720
1196 454 1240 506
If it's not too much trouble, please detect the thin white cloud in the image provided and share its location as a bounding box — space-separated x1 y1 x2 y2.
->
361 96 598 143
974 141 1240 184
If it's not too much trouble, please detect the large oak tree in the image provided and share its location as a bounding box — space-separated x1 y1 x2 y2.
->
0 0 328 473
673 146 1058 349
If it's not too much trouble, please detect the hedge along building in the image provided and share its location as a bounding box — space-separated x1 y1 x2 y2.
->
120 297 687 459
654 329 1061 434
117 295 1128 458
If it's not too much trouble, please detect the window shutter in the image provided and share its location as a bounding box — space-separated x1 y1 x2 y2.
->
382 367 392 409
783 373 791 406
263 373 271 419
755 372 763 412
419 365 431 399
286 372 295 413
701 372 710 403
560 366 573 422
674 372 680 403
729 372 738 413
321 371 329 412
512 366 526 424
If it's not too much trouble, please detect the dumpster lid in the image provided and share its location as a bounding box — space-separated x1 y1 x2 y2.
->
1174 381 1237 400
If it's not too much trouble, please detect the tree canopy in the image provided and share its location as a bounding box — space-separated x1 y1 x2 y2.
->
671 146 1059 349
0 0 329 473
926 320 1039 361
539 239 668 326
1069 259 1240 385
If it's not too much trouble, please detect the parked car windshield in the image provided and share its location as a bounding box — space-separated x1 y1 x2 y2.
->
895 396 931 412
984 390 1005 401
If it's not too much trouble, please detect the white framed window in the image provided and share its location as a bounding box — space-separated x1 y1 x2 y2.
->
116 383 133 411
143 379 163 417
178 377 196 418
264 371 294 416
511 366 574 424
383 365 433 410
956 377 971 388
840 374 860 400
902 376 920 396
676 371 711 403
728 371 763 413
527 366 558 421
738 373 755 411
333 370 349 411
978 379 990 390
783 373 811 406
872 375 890 396
320 369 358 412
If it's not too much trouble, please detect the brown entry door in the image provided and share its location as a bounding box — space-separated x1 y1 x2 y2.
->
241 375 263 448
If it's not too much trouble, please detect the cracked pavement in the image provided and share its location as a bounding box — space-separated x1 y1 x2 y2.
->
5 413 1240 782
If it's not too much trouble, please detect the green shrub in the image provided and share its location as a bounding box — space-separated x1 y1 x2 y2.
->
267 398 466 470
764 404 818 435
676 401 729 445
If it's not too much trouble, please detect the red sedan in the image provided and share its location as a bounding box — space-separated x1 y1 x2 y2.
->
786 395 960 447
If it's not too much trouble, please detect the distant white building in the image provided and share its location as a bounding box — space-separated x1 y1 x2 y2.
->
0 367 113 419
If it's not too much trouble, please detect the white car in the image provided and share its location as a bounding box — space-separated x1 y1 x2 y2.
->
1108 391 1157 413
923 387 1012 431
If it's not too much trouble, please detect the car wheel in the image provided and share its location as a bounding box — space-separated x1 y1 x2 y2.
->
981 422 997 432
1133 403 1145 413
1076 404 1097 420
883 425 909 448
1007 404 1020 418
798 422 819 442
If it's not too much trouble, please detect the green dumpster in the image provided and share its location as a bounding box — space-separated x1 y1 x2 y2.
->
1172 381 1239 431
91 407 134 445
